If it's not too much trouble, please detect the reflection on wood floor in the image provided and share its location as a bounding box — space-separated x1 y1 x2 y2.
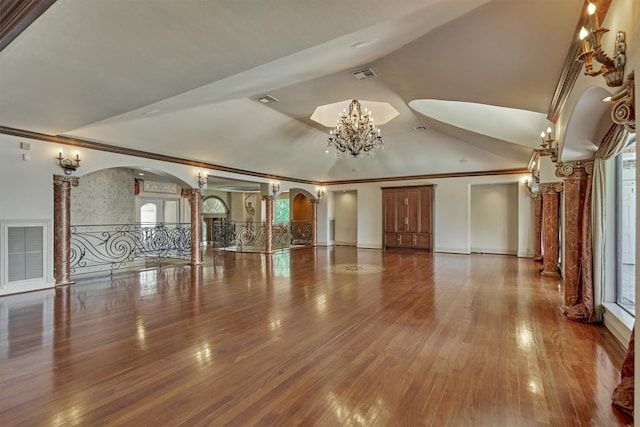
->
0 247 632 426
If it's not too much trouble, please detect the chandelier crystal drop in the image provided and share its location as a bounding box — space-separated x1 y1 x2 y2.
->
327 99 384 158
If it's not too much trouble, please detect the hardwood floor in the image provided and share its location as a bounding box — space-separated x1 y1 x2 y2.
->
0 247 632 426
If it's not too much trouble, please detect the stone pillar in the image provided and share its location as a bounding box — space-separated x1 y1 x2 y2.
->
533 194 543 261
262 195 274 253
311 198 319 247
539 182 562 277
53 175 79 286
556 161 592 307
184 189 203 266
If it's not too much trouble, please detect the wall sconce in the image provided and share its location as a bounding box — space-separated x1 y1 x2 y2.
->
604 71 635 132
57 150 80 175
316 186 326 200
538 127 559 162
577 2 626 87
196 171 208 189
270 180 280 195
523 178 539 197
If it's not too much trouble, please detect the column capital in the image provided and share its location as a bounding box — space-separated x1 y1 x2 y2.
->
261 194 275 202
182 188 202 198
539 182 563 193
53 175 79 187
555 160 594 179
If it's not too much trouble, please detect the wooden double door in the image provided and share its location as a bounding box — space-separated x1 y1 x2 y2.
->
383 185 434 250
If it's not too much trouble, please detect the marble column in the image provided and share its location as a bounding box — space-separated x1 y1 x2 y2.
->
556 161 592 307
539 182 562 277
311 198 319 247
53 175 79 286
262 195 274 254
185 189 203 266
533 194 543 261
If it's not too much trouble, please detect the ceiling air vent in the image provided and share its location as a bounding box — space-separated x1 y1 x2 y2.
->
351 68 377 80
412 125 429 131
257 95 279 104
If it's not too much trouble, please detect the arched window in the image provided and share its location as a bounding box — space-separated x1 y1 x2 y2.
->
202 196 228 217
140 203 157 225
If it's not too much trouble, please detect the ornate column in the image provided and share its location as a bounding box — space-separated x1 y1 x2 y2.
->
556 161 592 307
539 182 562 277
262 195 274 254
533 194 543 261
53 175 79 286
184 189 203 266
311 198 319 247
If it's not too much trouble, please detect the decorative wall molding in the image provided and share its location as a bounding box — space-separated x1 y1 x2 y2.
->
547 0 612 123
142 180 178 194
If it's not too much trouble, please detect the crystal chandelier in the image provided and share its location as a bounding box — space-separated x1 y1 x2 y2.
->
327 99 383 158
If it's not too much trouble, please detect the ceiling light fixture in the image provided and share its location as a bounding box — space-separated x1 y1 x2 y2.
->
577 2 626 87
327 99 383 158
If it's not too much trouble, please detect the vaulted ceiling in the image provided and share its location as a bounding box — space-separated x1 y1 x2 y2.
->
0 0 584 183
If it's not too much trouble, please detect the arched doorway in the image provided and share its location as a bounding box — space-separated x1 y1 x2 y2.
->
291 193 312 245
202 196 229 246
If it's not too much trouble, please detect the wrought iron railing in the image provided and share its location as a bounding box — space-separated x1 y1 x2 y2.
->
210 220 300 252
290 220 312 245
70 223 191 277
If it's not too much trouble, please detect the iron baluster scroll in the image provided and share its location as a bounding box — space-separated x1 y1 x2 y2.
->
70 223 191 276
210 220 293 252
290 220 312 245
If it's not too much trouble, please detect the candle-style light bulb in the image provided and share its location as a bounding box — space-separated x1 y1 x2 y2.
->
579 27 590 53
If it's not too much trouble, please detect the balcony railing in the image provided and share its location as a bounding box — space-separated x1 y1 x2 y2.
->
70 223 191 277
209 220 310 252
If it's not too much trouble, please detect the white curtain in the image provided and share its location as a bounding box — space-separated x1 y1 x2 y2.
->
592 124 630 321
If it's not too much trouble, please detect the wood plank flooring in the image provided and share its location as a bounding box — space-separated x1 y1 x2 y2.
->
0 247 633 426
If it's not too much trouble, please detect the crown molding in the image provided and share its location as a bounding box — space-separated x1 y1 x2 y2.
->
0 0 56 52
0 125 528 187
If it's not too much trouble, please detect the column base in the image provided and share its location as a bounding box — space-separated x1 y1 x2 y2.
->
541 270 560 277
55 280 76 286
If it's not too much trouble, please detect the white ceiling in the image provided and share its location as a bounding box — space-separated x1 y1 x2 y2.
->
0 0 584 183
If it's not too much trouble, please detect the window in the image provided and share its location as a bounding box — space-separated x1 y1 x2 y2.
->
616 136 636 316
140 203 157 225
274 196 290 223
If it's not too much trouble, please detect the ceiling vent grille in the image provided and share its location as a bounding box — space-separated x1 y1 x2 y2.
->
257 95 279 104
412 125 429 131
351 68 377 80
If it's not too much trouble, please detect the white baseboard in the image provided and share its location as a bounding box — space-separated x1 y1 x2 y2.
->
602 302 633 348
0 279 55 296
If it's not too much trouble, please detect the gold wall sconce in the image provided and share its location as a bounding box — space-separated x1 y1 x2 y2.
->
538 128 559 163
577 2 626 87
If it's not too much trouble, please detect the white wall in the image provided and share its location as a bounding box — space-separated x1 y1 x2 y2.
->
470 183 518 255
324 174 534 255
